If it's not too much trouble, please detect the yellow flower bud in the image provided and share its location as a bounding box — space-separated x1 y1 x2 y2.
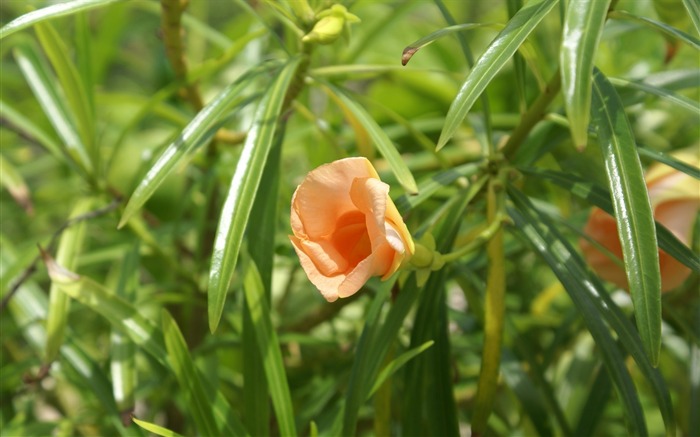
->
302 4 360 45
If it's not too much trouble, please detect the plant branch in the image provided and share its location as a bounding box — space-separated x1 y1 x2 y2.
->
501 69 562 159
1 197 122 313
160 0 203 111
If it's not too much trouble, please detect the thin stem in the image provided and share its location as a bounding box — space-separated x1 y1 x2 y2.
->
501 69 562 159
1 198 122 312
160 0 204 111
472 173 507 432
441 214 506 263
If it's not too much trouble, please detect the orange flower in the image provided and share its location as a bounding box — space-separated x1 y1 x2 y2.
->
290 157 415 302
581 150 700 292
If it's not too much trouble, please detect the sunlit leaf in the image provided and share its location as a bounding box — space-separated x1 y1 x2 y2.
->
242 256 297 437
0 0 127 40
14 41 93 175
437 0 558 150
118 61 276 228
592 69 662 366
207 56 301 333
560 0 611 150
321 83 418 194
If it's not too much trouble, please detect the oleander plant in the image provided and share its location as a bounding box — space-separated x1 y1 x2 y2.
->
1 0 699 436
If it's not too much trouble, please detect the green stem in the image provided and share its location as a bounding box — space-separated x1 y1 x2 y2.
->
440 214 506 263
160 0 204 110
472 174 507 433
501 69 562 159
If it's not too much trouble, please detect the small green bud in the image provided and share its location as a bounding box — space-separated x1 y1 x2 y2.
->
302 4 360 45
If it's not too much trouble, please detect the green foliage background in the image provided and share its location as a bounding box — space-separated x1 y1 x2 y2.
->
1 0 698 436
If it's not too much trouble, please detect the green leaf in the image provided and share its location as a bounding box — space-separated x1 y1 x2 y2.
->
436 0 558 150
1 243 137 437
610 76 700 116
35 22 99 162
45 198 94 363
501 350 555 437
35 21 95 158
0 154 33 213
394 162 482 215
0 0 127 40
560 0 611 150
401 23 499 66
321 83 418 194
368 341 434 398
242 256 297 437
118 61 276 228
111 244 139 413
207 57 301 333
241 124 285 436
520 167 700 272
162 310 219 437
0 99 62 158
42 249 168 365
683 0 700 34
13 42 93 175
591 70 662 366
509 188 675 436
132 418 186 437
508 191 648 436
609 10 700 51
637 147 700 180
573 363 612 436
41 250 249 437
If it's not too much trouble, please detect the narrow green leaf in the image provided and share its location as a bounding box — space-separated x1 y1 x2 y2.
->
321 83 418 194
592 70 662 366
207 57 301 333
35 21 95 157
609 10 700 51
368 341 434 398
683 0 700 34
118 62 276 228
401 23 499 66
242 256 297 437
0 0 127 40
610 76 700 116
501 350 554 437
132 418 186 437
573 363 612 436
241 123 285 436
0 154 33 213
637 147 700 180
162 310 219 437
560 0 611 150
0 99 62 159
437 0 558 150
508 191 648 436
394 162 482 215
520 167 700 272
13 42 92 175
509 188 675 436
111 244 139 414
40 250 249 436
1 243 137 437
42 250 168 365
691 306 700 436
45 198 93 363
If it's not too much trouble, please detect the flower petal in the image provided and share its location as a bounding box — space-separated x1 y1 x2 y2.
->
293 157 379 239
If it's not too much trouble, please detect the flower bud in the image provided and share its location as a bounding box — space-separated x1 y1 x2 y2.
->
302 4 360 45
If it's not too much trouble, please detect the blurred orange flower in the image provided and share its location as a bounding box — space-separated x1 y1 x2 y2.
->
581 150 700 292
290 157 415 302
